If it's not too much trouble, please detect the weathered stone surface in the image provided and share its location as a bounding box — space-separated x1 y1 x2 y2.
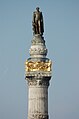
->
28 82 49 119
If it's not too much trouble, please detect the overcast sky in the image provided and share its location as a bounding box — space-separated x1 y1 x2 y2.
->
0 0 79 119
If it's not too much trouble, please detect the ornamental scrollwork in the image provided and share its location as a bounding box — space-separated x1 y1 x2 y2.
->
25 60 52 72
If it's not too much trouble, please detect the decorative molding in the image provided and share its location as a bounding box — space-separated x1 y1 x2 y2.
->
29 35 48 57
25 71 52 79
29 46 47 56
28 114 49 119
28 79 49 87
25 61 52 72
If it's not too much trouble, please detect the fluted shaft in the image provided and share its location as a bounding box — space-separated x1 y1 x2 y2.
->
27 79 49 119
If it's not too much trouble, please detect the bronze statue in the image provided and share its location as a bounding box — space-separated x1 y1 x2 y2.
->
32 7 44 35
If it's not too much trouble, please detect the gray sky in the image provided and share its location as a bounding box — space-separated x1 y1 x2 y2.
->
0 0 79 119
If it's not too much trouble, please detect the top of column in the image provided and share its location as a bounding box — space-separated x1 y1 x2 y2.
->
29 7 47 58
25 7 52 80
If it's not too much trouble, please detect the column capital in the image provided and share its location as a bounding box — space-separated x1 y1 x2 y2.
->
27 79 50 87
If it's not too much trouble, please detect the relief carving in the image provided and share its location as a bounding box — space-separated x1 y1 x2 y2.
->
28 80 49 87
25 60 52 72
28 114 48 119
29 47 47 56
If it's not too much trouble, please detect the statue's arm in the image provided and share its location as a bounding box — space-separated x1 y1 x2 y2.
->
32 12 35 23
40 12 44 33
40 12 43 22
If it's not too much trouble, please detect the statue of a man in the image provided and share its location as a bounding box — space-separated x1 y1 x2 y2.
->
32 7 44 35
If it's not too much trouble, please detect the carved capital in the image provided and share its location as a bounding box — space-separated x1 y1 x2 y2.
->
28 79 49 87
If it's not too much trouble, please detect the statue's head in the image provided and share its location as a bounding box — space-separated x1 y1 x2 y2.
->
36 7 39 11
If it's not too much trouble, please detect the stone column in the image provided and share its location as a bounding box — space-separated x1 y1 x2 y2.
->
25 35 52 119
28 79 49 119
